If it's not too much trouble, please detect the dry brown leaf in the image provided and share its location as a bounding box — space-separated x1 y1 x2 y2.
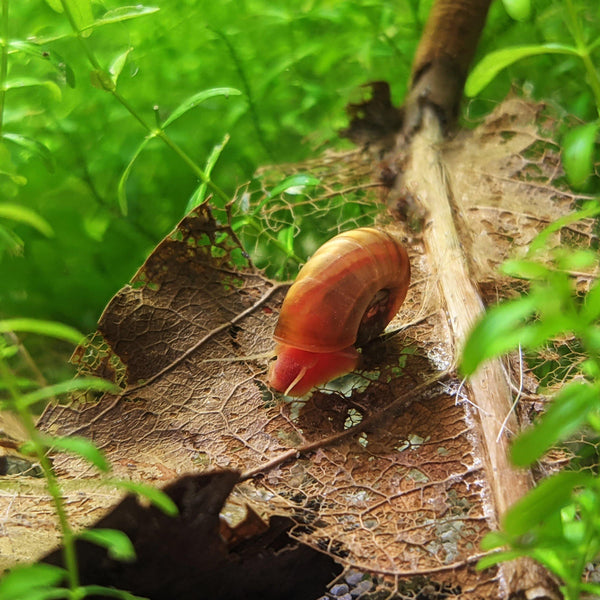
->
1 98 594 598
444 98 595 294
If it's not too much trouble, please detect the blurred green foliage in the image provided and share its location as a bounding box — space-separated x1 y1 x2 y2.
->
468 0 600 191
460 181 600 600
1 0 598 334
1 1 600 595
2 0 425 330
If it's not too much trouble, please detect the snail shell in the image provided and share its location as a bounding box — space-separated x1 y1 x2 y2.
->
268 227 410 397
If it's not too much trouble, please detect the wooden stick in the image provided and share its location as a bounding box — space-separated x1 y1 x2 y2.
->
404 0 493 131
396 108 559 599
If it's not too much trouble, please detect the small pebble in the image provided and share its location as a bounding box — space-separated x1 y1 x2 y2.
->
337 595 352 600
330 583 350 596
351 579 373 596
344 571 364 586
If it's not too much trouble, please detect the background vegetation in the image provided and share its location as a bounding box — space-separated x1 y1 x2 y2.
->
4 0 598 340
2 1 600 598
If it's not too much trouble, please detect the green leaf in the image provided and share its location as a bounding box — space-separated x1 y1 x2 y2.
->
10 39 49 57
3 78 62 102
562 516 586 545
277 225 295 255
44 0 63 12
461 295 538 375
17 440 36 456
500 259 550 280
516 318 574 350
83 5 160 30
511 382 599 466
582 278 600 323
66 0 94 36
2 133 55 172
47 435 110 472
78 528 136 561
269 173 321 196
39 48 76 88
562 122 599 190
585 328 600 358
529 548 569 580
0 170 27 186
112 480 179 516
476 549 525 570
0 563 66 599
90 69 116 92
529 202 600 255
185 134 230 212
479 530 509 550
555 248 598 272
502 0 530 21
465 44 579 97
161 87 241 129
0 224 23 256
117 136 153 216
79 585 148 599
502 471 592 536
0 319 83 345
109 47 133 87
581 582 600 595
0 203 54 237
186 189 205 216
19 377 119 408
0 375 36 389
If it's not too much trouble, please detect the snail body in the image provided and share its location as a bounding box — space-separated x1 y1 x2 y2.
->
268 227 410 397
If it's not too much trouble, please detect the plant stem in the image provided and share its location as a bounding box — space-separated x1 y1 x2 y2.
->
211 28 273 162
566 495 598 600
58 0 230 205
564 0 600 118
0 0 9 137
154 129 229 202
0 357 80 590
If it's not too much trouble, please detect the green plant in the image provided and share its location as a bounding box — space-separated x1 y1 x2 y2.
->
0 0 245 328
0 125 174 599
467 0 600 190
461 203 600 600
3 0 599 595
0 319 178 599
2 0 427 329
463 7 600 592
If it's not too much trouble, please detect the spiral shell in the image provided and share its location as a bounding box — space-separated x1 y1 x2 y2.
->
268 227 410 396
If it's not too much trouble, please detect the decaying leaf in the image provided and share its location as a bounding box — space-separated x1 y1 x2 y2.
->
1 98 592 599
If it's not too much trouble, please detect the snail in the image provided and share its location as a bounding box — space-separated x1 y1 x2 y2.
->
268 227 410 397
